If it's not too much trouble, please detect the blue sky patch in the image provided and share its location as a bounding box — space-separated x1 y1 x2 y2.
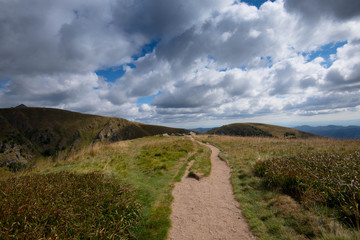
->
96 66 125 83
127 63 136 69
0 77 11 89
217 65 247 72
260 56 273 68
239 0 274 8
96 39 160 83
95 64 135 83
303 41 347 68
239 65 247 71
132 39 160 61
137 91 162 107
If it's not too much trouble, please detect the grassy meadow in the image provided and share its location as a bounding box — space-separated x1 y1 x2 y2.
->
2 133 360 239
0 136 213 240
196 135 360 239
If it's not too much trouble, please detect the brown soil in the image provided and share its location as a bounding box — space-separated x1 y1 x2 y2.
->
168 139 255 240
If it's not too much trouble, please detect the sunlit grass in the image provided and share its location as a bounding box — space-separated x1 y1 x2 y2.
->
188 143 212 179
34 136 194 239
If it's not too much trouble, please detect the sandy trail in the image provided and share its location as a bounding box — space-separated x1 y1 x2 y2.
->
168 139 255 240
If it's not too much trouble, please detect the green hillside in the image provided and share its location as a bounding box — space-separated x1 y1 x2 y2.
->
0 106 190 171
206 123 319 139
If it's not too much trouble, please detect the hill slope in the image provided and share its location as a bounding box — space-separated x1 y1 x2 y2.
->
295 125 360 139
0 107 190 170
206 123 318 139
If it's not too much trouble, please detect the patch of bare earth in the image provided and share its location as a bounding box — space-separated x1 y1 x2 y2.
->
168 140 255 240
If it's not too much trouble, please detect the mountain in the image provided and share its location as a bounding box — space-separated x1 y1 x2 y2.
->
0 107 190 171
206 123 319 139
294 125 360 139
189 128 214 134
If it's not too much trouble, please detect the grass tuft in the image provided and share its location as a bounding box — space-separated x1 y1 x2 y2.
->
187 143 212 179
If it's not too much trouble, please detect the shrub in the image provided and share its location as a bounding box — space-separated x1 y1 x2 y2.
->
7 161 27 172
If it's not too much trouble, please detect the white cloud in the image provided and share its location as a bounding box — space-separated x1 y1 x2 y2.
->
0 0 360 127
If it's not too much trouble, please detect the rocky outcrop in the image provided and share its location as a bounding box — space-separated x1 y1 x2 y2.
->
0 141 31 172
96 119 123 142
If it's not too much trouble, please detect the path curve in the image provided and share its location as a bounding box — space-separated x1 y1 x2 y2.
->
168 139 255 240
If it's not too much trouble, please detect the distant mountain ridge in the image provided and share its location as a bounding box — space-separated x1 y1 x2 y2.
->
206 123 319 139
0 107 190 171
294 125 360 139
189 128 214 134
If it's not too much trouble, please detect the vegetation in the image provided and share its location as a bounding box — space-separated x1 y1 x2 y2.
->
0 136 198 239
0 172 141 239
135 138 192 176
196 135 360 239
255 151 360 230
206 122 318 138
3 110 359 240
0 107 190 172
188 143 212 179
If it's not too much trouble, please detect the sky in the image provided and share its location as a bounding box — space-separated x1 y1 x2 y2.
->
1 0 360 128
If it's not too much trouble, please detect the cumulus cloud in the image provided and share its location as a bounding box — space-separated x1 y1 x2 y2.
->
111 0 233 40
323 40 360 91
284 0 360 21
0 0 360 127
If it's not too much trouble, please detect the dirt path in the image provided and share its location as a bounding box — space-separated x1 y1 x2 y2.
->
168 139 255 240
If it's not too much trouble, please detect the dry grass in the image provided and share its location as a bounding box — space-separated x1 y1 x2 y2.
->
255 151 360 229
0 172 141 239
196 135 360 239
